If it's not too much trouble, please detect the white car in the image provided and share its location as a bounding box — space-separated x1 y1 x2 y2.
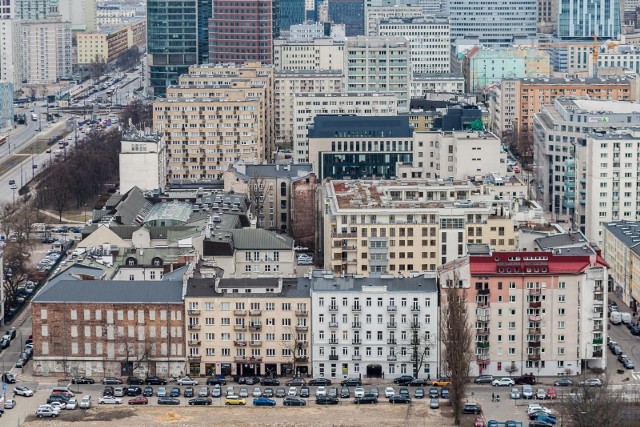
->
354 387 365 398
177 377 199 386
384 387 395 398
49 401 66 411
38 404 62 415
316 386 326 397
98 396 123 404
66 398 78 410
14 386 34 396
580 378 603 387
36 407 59 418
492 377 515 387
297 255 313 265
288 387 297 396
4 399 16 409
527 404 552 416
252 387 262 397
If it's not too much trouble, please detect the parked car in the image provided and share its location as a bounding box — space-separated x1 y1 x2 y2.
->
128 397 148 405
35 407 58 418
536 389 547 399
340 387 351 398
341 378 362 387
552 378 573 387
511 388 521 399
354 386 365 398
177 377 198 386
198 387 209 397
184 387 195 397
475 375 495 384
275 388 286 398
315 386 325 396
206 376 226 386
145 376 167 385
143 387 154 397
101 377 123 385
354 394 378 404
72 376 95 384
370 387 379 397
13 386 34 397
546 388 557 399
384 387 395 398
429 388 439 399
158 397 180 405
170 387 181 397
113 387 124 397
225 396 246 405
127 376 145 385
125 386 142 396
492 378 516 387
415 388 425 399
66 398 77 410
4 399 16 409
389 395 411 404
98 396 122 404
253 397 276 406
580 378 603 387
431 378 451 387
261 378 280 386
157 387 167 397
282 396 306 406
440 387 449 399
429 398 440 409
463 403 483 414
624 359 635 369
188 397 212 405
78 396 92 409
308 378 330 386
317 395 340 405
522 386 534 399
515 374 537 385
393 375 414 385
299 386 310 398
211 387 222 398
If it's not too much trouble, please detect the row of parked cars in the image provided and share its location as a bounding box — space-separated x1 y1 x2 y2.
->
509 386 557 400
608 339 635 369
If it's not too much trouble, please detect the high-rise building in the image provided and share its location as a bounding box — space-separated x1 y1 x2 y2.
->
364 5 424 36
328 0 365 36
0 20 21 85
197 0 211 65
58 0 97 32
20 19 72 84
447 0 537 47
15 0 58 20
208 0 274 65
537 0 557 33
273 38 344 72
279 0 306 33
558 0 621 39
1 0 14 18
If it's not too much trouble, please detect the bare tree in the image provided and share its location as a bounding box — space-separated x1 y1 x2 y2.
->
37 84 48 99
281 326 308 377
25 86 37 101
2 238 32 308
441 276 474 426
119 100 152 130
406 320 433 379
505 361 519 377
561 376 623 427
248 172 267 229
90 54 107 82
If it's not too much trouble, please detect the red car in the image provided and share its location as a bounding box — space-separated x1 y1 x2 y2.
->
545 387 557 399
474 416 485 427
128 396 148 405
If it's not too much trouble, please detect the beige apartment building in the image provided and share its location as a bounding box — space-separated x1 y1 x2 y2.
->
152 62 274 181
274 70 344 148
77 19 146 66
273 38 345 72
185 277 311 378
320 179 518 277
439 243 607 377
602 221 640 308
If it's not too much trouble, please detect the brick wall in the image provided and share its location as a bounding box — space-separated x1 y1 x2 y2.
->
291 173 317 250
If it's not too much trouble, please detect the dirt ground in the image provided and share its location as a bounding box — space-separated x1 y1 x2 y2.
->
22 403 457 427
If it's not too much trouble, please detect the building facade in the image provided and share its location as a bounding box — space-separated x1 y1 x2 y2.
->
410 73 464 96
20 19 72 84
602 221 640 308
273 38 344 72
308 273 440 380
558 0 621 39
364 5 424 36
328 0 364 36
119 133 167 194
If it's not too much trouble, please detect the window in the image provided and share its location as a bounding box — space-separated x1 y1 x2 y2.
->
509 295 516 303
558 308 565 315
558 295 566 303
557 348 565 355
558 321 565 329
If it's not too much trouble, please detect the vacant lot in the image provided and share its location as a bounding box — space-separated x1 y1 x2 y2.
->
23 403 455 427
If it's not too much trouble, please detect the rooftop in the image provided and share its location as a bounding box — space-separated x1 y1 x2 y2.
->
469 251 607 275
562 99 640 115
308 115 413 139
185 277 309 298
144 202 193 225
304 272 437 293
603 221 640 256
535 231 591 250
231 163 313 179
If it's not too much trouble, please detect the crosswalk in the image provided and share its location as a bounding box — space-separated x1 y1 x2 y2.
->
631 371 640 381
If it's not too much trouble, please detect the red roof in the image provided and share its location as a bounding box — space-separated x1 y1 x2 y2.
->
469 251 607 276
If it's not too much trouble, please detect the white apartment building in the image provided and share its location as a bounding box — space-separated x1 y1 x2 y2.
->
364 5 425 35
59 0 96 32
308 273 440 379
376 16 450 74
533 99 640 219
439 246 608 377
410 73 465 96
273 38 344 72
0 20 21 86
119 132 167 194
344 36 411 111
274 70 344 147
292 92 398 163
288 22 346 41
20 19 72 84
574 128 640 245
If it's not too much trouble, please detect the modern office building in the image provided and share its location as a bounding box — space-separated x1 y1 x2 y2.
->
537 0 557 33
376 16 450 74
558 0 621 39
273 38 344 72
602 221 640 308
287 21 346 41
15 0 59 20
208 0 274 65
439 243 608 377
292 92 398 163
307 272 440 380
364 5 424 36
280 0 306 33
328 0 365 36
344 36 411 111
447 0 537 47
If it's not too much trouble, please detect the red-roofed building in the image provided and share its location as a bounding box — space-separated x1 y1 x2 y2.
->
438 248 607 377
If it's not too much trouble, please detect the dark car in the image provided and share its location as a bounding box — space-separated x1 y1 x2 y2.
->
170 387 181 397
354 394 378 404
340 387 351 398
103 386 115 396
102 377 123 385
286 377 307 386
234 376 246 384
143 387 154 397
261 378 280 386
128 396 148 405
283 396 306 406
245 377 261 385
340 378 361 387
299 387 310 398
158 397 180 405
126 386 142 396
552 378 573 387
145 376 167 385
2 373 16 384
275 388 287 398
441 387 450 399
515 374 537 385
47 394 69 404
206 376 226 386
72 376 95 384
317 395 340 405
184 387 194 397
415 388 425 399
189 397 212 405
529 421 553 427
429 388 439 398
463 403 482 414
308 378 331 386
253 397 276 406
408 378 426 387
263 388 274 398
393 375 414 385
629 324 640 335
127 376 145 385
389 395 411 404
474 375 495 384
529 411 553 420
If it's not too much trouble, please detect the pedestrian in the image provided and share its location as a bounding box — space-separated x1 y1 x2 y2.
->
492 392 495 402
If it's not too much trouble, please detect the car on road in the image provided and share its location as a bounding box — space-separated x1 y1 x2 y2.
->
475 375 495 384
580 378 603 387
145 376 167 385
389 395 411 404
101 377 123 385
553 378 573 387
98 396 122 404
158 397 180 405
14 386 34 397
177 377 198 386
128 397 148 405
510 388 521 399
189 397 212 405
432 378 451 387
341 378 362 386
282 396 306 406
393 375 414 385
515 374 537 385
225 396 246 405
354 394 377 404
463 403 482 414
492 378 516 387
308 378 331 386
384 387 395 398
252 396 276 406
72 376 95 384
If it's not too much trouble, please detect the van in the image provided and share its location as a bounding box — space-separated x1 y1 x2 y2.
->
79 395 92 409
621 312 632 324
52 387 75 397
610 311 622 325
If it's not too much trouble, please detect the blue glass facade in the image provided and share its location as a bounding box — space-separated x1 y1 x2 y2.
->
279 0 305 33
558 0 621 39
328 0 364 36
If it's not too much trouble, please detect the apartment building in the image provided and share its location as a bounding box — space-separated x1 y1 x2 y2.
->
364 5 425 35
292 92 398 163
376 16 450 74
602 221 640 308
19 19 72 84
410 73 464 96
0 20 21 86
184 277 311 378
31 267 186 377
573 128 640 245
533 99 640 217
77 19 147 66
273 38 344 72
119 132 167 194
344 36 411 111
438 244 608 377
320 178 518 277
152 62 274 181
287 22 346 41
307 273 439 379
274 70 344 147
489 76 640 142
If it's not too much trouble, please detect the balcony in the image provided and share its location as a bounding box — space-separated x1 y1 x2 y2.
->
529 288 542 296
593 338 603 345
478 289 490 296
233 325 246 331
476 341 489 349
387 338 397 345
476 355 490 363
594 285 604 294
352 339 362 345
593 297 604 305
352 355 362 361
295 310 308 317
295 356 309 363
528 341 541 348
529 301 542 308
592 350 603 358
295 325 309 332
329 305 339 311
234 356 246 362
592 312 603 319
387 322 397 328
411 306 421 312
188 324 201 330
188 309 201 315
329 338 338 344
352 322 362 328
250 340 262 347
352 305 362 312
528 353 541 361
188 339 201 346
249 324 262 331
593 324 603 332
328 322 339 328
528 314 542 322
249 309 262 316
477 300 490 308
477 328 490 336
234 340 247 347
234 309 247 316
188 356 201 362
477 314 490 322
387 305 397 311
387 355 397 361
410 322 421 329
528 327 541 333
329 355 339 361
